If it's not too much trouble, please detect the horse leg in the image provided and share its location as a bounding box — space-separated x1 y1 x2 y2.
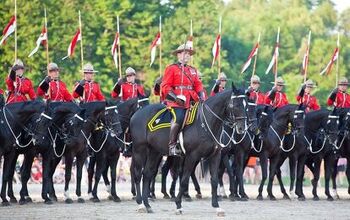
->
76 151 87 203
19 152 35 205
295 155 307 201
267 155 280 200
324 154 336 201
1 150 16 206
41 151 52 204
208 151 225 216
234 152 248 201
48 157 61 202
257 153 268 200
311 157 321 201
7 152 19 203
141 152 161 213
175 155 198 215
132 146 147 210
288 156 297 199
276 167 289 200
331 157 339 199
102 166 111 193
109 154 121 202
346 157 350 195
161 157 172 199
191 168 202 199
63 154 74 204
87 155 96 197
217 159 226 199
223 154 235 199
91 153 106 203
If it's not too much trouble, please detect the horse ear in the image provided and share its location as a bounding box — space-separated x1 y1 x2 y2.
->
231 82 238 93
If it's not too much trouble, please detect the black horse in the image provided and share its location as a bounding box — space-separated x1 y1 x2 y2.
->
255 104 305 200
130 86 247 216
227 103 264 201
0 101 46 206
86 101 123 202
6 104 54 205
86 97 149 200
275 109 339 201
331 108 350 199
47 101 105 203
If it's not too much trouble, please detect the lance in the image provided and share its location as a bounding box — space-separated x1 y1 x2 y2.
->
252 32 261 77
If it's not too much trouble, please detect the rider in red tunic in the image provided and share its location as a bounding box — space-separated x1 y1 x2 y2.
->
37 63 73 102
161 43 205 156
111 67 145 101
327 77 350 108
296 79 320 112
6 59 37 103
73 63 105 102
246 75 266 105
210 72 227 97
265 77 289 108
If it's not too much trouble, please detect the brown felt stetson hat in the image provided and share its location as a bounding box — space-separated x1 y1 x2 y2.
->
172 43 195 56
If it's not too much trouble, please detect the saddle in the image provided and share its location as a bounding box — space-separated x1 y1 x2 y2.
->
147 102 199 132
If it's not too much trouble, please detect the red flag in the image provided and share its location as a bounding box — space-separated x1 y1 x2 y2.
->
150 32 161 66
62 29 81 60
211 34 221 66
241 43 259 74
320 47 339 75
28 26 47 57
0 16 16 45
111 32 119 69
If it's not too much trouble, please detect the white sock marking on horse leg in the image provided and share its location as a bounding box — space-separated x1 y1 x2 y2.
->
106 184 111 193
290 191 295 199
64 190 70 199
220 186 226 197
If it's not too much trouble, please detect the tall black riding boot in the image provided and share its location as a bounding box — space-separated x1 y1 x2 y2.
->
168 123 182 156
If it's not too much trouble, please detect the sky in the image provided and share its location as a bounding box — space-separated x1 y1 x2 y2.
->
333 0 350 13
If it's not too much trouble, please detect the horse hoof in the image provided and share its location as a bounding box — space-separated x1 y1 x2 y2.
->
298 196 306 201
175 208 183 215
77 198 85 203
44 199 53 205
49 196 58 202
242 194 249 200
184 195 192 202
9 197 17 203
92 197 100 203
229 195 236 201
327 196 334 201
313 196 319 201
2 201 10 206
216 208 225 217
137 204 147 213
268 195 276 201
25 197 32 203
146 207 153 213
65 198 73 204
196 193 202 199
282 194 291 200
238 197 248 202
113 196 121 203
19 199 27 205
256 195 263 201
163 194 171 199
132 195 136 200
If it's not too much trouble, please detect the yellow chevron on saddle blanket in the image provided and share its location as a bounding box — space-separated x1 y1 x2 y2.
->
147 103 199 132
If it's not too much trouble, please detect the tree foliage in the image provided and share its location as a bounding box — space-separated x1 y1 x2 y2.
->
0 0 348 106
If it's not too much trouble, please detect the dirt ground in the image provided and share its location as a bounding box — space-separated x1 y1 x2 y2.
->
1 182 350 220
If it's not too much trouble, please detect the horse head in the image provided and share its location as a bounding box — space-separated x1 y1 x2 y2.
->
290 104 306 136
246 99 259 135
51 102 85 146
226 83 248 134
100 100 123 137
256 105 273 138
